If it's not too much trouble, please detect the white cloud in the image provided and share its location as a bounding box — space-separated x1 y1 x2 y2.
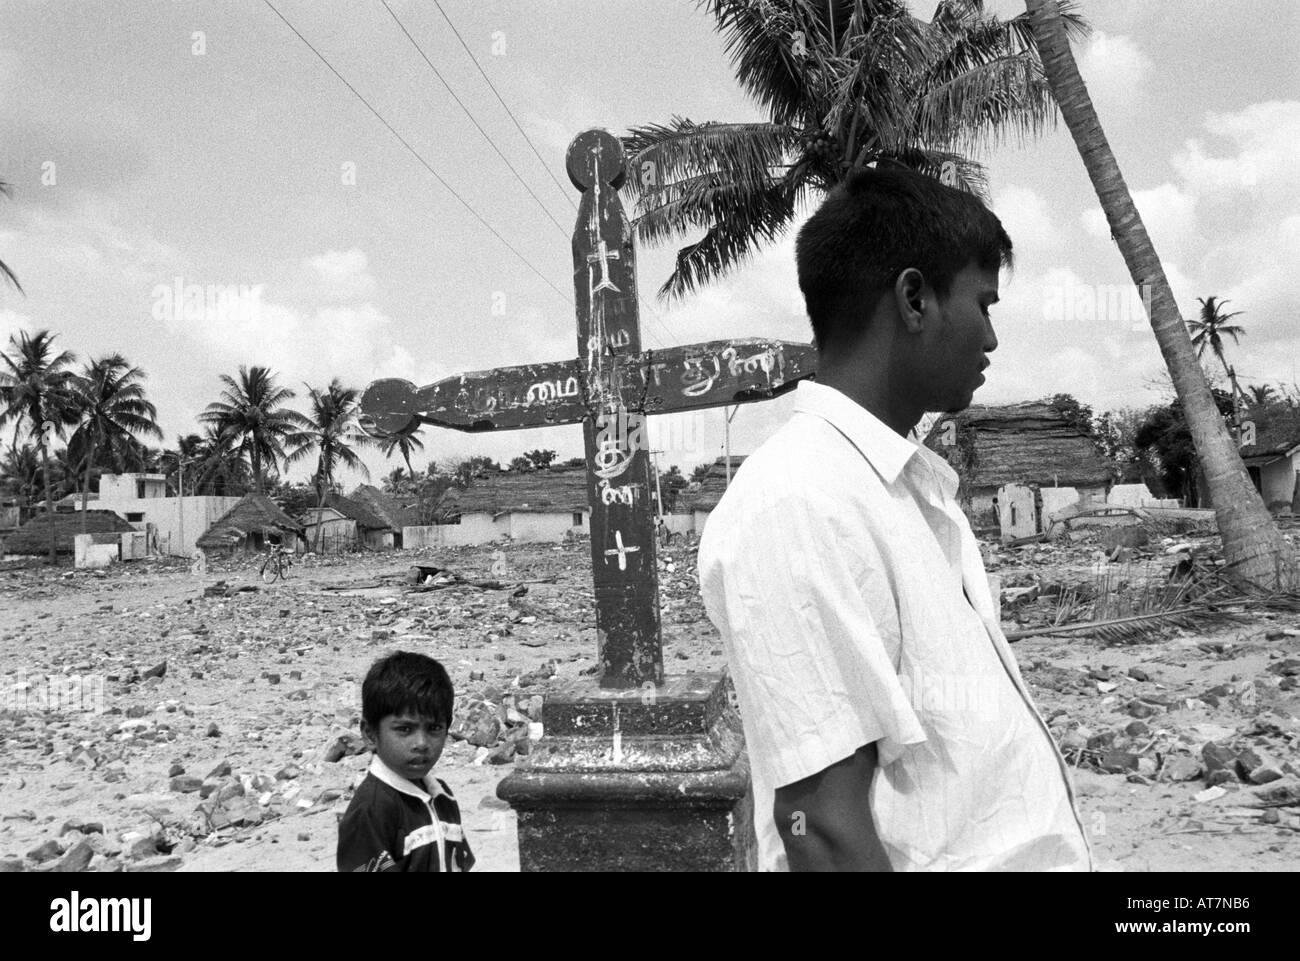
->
1079 182 1196 252
303 248 376 301
992 184 1059 261
162 296 435 391
0 307 34 345
1076 32 1151 116
1173 101 1300 197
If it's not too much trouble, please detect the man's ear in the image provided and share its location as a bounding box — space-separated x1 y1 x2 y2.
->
894 268 928 333
361 720 378 749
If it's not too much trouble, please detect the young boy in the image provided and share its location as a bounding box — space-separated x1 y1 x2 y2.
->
337 651 475 872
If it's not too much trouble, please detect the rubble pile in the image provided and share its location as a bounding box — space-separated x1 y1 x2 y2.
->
3 527 1297 871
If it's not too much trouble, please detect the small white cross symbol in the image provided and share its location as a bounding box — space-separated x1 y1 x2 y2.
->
587 240 621 294
603 529 640 571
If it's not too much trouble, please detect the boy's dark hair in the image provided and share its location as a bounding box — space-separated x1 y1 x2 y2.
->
361 651 454 729
796 164 1013 353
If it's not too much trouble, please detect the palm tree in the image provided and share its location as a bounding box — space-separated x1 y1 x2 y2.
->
624 0 1088 298
284 378 374 551
0 330 79 561
1188 296 1246 375
0 180 21 292
1246 383 1277 409
160 433 207 496
1188 296 1248 431
48 444 81 503
382 467 407 495
1026 0 1294 587
70 355 163 531
201 366 305 494
0 443 41 500
378 427 425 522
197 426 255 495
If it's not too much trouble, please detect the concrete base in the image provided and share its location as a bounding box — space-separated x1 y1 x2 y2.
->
73 534 120 569
496 673 756 872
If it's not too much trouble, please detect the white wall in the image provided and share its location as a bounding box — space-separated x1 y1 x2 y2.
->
997 484 1038 540
403 510 588 548
1107 484 1181 509
1039 486 1080 519
403 522 496 549
74 534 120 569
507 511 586 542
1260 454 1299 507
99 474 166 502
146 496 242 556
693 508 711 533
662 514 694 537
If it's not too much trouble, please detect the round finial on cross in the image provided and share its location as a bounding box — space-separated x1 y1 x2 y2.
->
566 129 627 191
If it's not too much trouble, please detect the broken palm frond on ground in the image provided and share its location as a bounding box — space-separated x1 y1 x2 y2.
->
1005 553 1286 643
402 563 557 593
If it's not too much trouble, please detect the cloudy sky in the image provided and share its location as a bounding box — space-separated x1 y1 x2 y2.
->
2 0 1297 486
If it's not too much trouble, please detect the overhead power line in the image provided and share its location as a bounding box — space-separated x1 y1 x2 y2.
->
379 0 570 239
431 0 577 214
261 0 570 304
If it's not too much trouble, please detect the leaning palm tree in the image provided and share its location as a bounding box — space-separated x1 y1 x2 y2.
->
0 180 22 292
0 330 79 561
1026 0 1294 587
284 378 374 552
201 366 305 494
625 0 1088 298
70 355 163 531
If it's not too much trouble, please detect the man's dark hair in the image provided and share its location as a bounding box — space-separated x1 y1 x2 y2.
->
796 164 1013 353
361 651 454 729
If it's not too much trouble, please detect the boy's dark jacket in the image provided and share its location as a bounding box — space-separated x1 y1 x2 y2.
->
337 757 475 872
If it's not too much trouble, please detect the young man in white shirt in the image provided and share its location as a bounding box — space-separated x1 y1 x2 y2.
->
699 166 1091 872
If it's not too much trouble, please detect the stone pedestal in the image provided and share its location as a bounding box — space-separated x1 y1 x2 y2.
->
497 673 756 872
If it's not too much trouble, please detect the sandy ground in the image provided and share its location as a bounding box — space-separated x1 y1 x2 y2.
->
1 535 1297 872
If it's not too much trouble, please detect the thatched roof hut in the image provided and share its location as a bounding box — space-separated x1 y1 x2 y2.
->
1239 407 1300 463
2 509 136 555
684 456 747 513
923 401 1113 493
437 465 589 519
307 491 392 531
347 485 421 530
196 494 304 551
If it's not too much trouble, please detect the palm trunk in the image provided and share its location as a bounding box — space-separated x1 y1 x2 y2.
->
252 443 263 495
81 434 95 534
41 445 56 564
1027 0 1295 587
404 453 421 531
314 473 326 554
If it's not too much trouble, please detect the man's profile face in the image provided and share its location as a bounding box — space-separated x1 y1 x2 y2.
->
917 262 1000 414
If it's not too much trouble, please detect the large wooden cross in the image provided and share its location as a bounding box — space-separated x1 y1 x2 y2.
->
362 129 815 690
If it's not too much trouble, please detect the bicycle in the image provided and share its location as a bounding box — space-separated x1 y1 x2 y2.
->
259 545 294 584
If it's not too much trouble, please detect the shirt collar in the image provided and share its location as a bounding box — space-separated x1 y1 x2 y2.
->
791 380 929 485
368 755 447 802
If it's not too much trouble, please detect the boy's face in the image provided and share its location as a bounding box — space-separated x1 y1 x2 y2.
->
364 712 448 783
910 261 1000 414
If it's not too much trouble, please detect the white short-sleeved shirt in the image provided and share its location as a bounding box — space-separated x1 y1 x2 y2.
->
698 381 1091 872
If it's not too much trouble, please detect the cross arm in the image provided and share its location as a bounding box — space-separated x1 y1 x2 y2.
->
359 339 817 435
